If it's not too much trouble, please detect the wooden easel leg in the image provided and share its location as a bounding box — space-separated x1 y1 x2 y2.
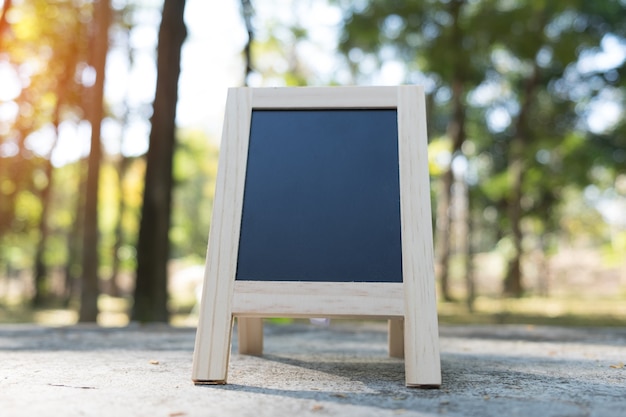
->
192 87 252 385
403 303 441 387
388 319 404 358
191 268 236 384
398 86 442 387
238 317 264 355
191 309 234 385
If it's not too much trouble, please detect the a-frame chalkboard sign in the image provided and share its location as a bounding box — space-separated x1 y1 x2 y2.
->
192 86 441 387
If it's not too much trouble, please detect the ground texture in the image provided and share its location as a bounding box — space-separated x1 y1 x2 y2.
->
1 322 625 416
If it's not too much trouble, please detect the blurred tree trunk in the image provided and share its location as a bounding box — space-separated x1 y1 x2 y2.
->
464 189 475 312
504 63 540 297
33 35 78 306
79 0 111 322
109 155 130 297
108 15 133 298
505 143 525 297
64 184 84 306
32 119 59 307
435 171 454 301
132 0 187 323
435 0 467 302
63 163 86 307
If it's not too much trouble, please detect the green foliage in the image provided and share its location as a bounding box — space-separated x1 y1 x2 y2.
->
170 129 219 260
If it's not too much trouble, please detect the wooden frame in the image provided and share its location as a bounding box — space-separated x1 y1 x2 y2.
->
192 86 441 387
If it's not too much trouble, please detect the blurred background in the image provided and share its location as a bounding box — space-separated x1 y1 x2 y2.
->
0 0 625 327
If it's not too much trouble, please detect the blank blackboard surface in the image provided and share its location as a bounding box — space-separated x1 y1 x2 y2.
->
236 109 402 283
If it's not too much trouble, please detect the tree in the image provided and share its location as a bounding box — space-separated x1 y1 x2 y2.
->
106 3 136 297
132 0 187 323
478 1 626 296
79 0 111 322
0 0 90 305
31 2 90 306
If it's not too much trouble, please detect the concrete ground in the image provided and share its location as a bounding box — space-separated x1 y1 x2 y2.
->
1 321 625 417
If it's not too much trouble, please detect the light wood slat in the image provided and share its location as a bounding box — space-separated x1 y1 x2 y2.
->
192 88 252 384
232 282 404 318
388 319 405 358
251 86 398 109
397 85 442 387
237 317 264 355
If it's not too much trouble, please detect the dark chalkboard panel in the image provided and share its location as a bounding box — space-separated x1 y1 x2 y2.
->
236 109 402 283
